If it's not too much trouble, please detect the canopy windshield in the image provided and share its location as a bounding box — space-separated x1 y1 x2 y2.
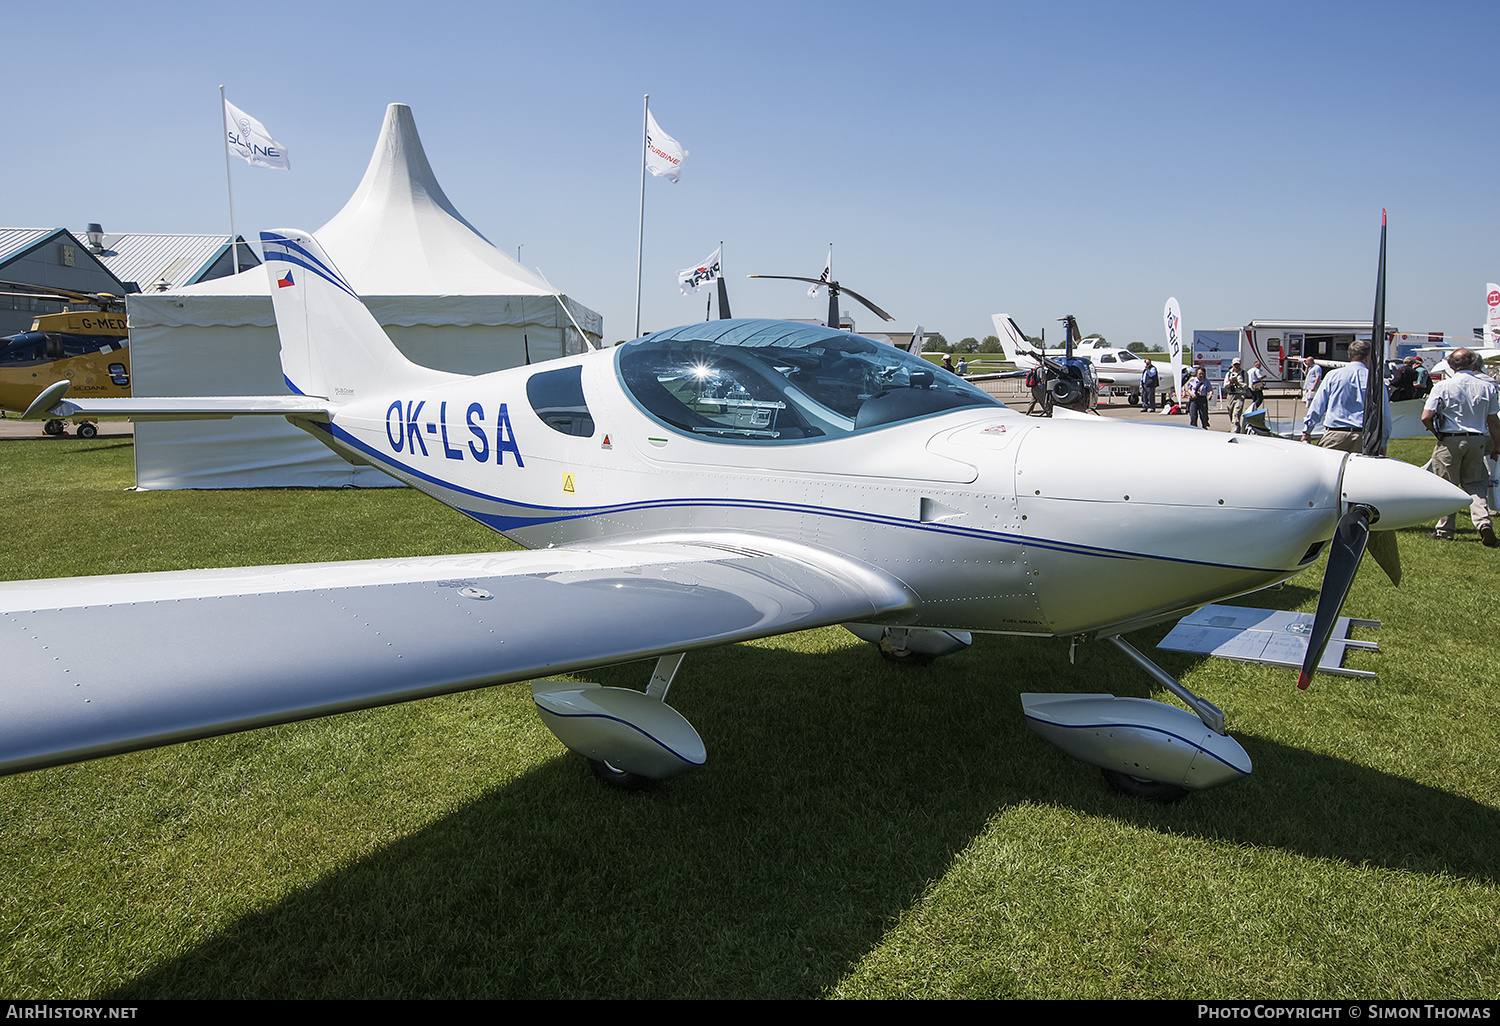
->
617 320 1003 444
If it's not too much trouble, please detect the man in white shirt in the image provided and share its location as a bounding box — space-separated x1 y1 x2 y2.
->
1421 348 1500 545
1248 360 1267 408
1300 356 1323 404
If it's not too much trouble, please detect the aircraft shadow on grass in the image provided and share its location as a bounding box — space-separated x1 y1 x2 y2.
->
92 633 1498 1000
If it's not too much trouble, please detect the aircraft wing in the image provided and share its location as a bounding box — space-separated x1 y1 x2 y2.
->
0 537 914 775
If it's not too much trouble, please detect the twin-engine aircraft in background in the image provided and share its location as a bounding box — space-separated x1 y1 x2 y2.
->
2 230 1467 802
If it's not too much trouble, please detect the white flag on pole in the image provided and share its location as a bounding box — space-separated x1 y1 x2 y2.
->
644 110 687 183
678 247 722 294
808 251 831 298
224 97 290 170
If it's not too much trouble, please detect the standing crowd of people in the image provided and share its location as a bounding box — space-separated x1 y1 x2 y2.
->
1297 343 1498 546
1125 343 1495 546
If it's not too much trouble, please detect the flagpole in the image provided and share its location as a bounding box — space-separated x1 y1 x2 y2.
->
219 85 239 274
634 94 648 339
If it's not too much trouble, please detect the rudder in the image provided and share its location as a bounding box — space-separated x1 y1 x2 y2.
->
261 229 453 401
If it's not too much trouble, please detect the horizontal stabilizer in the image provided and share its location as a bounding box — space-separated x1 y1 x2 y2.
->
23 394 333 422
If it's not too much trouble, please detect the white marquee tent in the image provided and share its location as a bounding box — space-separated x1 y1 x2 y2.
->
126 102 602 489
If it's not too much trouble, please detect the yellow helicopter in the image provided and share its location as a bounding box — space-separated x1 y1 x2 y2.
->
0 282 130 437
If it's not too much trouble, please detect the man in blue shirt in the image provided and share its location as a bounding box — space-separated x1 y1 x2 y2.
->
1300 340 1390 454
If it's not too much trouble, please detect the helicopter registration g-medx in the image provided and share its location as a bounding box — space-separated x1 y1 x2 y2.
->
2 230 1469 801
0 281 131 437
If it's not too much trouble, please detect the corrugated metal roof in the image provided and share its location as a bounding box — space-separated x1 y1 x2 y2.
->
80 232 260 292
0 228 67 264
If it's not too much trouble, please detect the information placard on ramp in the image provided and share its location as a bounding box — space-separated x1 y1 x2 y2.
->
1157 604 1379 679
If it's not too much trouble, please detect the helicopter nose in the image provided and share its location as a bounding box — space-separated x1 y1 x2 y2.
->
1339 454 1469 530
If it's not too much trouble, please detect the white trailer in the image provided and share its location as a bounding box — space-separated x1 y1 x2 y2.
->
1194 320 1400 387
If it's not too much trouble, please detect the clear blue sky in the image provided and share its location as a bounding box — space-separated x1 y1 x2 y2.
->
9 0 1497 345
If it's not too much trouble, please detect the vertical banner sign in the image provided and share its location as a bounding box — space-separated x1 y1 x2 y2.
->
1485 283 1500 346
1164 297 1184 407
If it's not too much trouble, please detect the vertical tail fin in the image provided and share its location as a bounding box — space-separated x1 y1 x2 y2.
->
990 313 1037 369
261 229 454 401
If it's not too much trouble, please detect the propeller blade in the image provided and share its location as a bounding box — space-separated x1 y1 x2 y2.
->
1297 505 1372 690
1366 529 1401 587
1362 210 1387 457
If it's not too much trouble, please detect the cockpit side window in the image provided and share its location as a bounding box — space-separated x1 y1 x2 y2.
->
617 320 1004 445
526 365 594 437
0 333 47 366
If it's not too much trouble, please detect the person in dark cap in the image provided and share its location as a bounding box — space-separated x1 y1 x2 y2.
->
1223 358 1247 433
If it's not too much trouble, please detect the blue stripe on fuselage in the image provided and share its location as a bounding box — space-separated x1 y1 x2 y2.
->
319 416 1290 575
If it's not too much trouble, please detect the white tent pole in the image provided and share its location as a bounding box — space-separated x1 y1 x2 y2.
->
634 94 648 339
536 266 601 351
220 85 239 275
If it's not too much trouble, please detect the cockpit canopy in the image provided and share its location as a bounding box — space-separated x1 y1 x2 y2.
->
616 319 1003 444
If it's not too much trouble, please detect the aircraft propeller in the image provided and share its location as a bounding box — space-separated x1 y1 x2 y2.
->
1298 210 1401 689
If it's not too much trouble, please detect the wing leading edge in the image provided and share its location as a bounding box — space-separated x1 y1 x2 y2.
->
0 537 914 775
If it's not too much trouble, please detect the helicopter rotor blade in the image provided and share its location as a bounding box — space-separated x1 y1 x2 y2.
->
834 283 894 322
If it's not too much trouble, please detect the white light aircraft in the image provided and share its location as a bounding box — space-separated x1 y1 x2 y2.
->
991 312 1155 401
3 231 1468 802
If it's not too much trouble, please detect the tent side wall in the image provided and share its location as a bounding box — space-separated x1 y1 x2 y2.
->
125 292 600 489
126 295 400 489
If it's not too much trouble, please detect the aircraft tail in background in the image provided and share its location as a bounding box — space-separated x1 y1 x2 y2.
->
990 313 1039 369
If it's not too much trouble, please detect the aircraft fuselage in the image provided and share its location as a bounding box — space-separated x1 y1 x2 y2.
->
308 344 1351 640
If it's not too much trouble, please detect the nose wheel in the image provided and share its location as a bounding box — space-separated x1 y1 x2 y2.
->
1100 769 1189 804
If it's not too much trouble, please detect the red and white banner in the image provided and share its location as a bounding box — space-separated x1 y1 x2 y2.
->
1485 282 1499 345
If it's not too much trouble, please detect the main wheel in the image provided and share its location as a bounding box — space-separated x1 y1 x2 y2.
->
43 420 65 436
589 758 655 792
76 422 98 439
877 645 936 667
1101 768 1190 804
1128 390 1140 406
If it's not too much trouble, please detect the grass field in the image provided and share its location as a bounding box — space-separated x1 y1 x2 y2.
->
0 436 1496 999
